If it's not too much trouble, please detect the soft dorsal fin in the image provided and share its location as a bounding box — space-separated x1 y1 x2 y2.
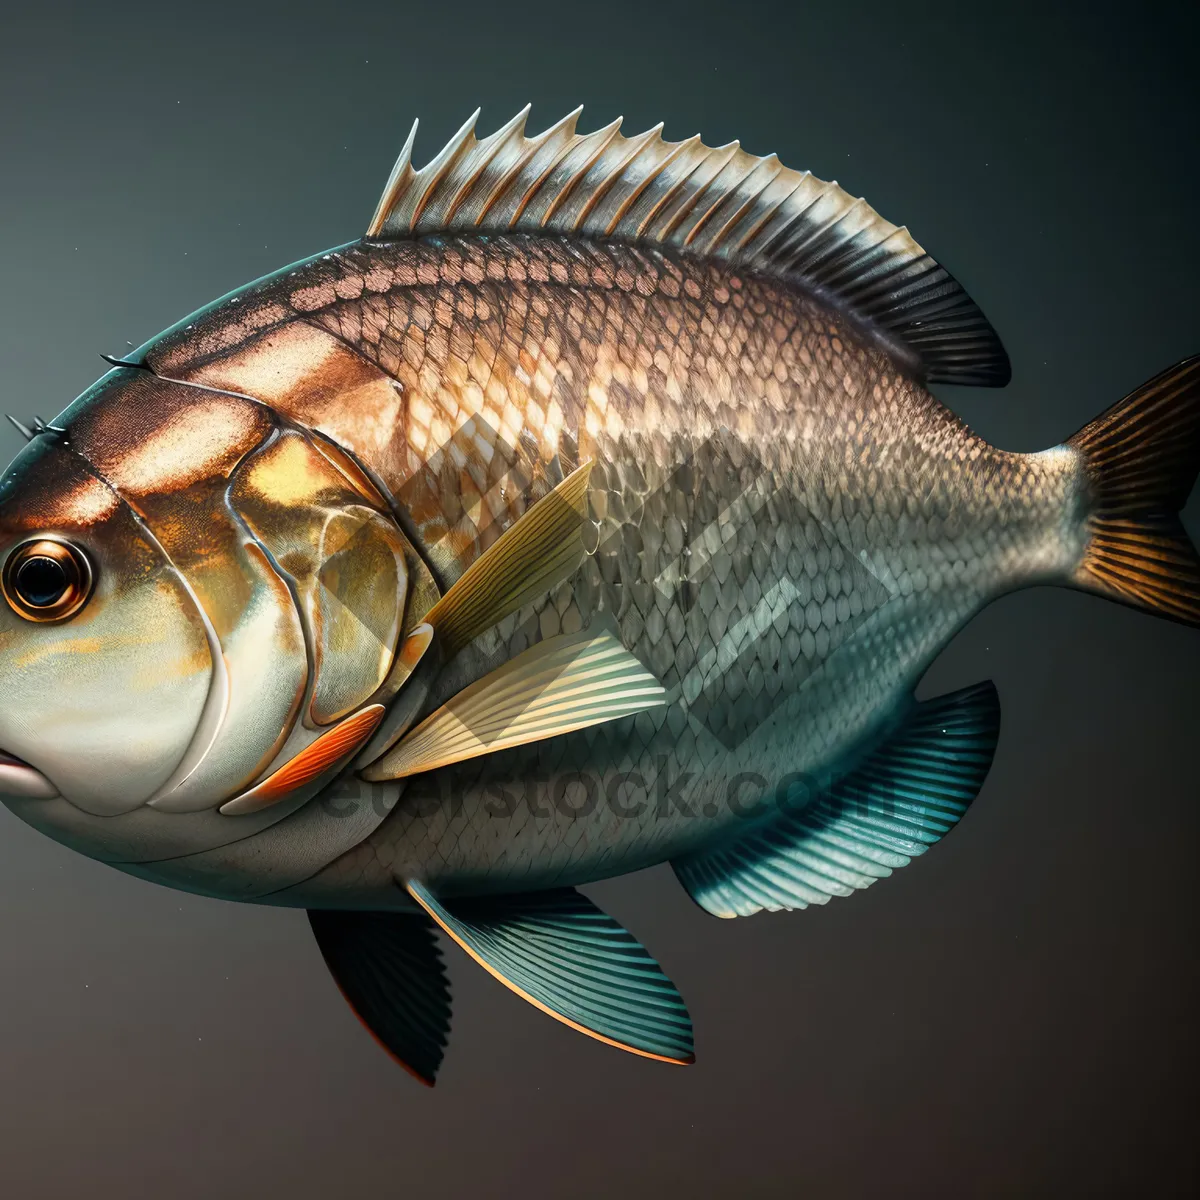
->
366 107 1010 388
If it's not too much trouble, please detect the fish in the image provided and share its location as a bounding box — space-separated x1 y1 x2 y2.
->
0 105 1197 1083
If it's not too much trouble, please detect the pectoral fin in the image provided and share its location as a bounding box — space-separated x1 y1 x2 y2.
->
424 461 593 659
360 628 665 780
406 881 693 1065
309 909 451 1085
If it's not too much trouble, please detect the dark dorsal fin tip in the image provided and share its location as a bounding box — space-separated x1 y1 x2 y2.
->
365 108 1010 388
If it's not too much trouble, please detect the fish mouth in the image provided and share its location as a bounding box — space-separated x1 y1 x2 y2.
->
0 749 59 799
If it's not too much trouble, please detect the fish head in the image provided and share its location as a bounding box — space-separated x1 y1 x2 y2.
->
0 367 430 849
0 428 215 815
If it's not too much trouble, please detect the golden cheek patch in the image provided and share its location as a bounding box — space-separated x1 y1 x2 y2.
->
229 430 410 727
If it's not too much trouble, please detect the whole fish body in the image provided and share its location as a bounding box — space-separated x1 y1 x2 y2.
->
0 107 1196 1078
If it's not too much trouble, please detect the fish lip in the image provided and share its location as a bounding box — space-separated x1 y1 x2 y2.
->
0 750 60 799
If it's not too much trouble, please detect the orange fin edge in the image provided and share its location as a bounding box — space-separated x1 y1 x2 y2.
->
221 704 385 816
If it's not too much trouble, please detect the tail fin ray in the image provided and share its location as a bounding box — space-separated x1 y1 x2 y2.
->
1069 355 1200 627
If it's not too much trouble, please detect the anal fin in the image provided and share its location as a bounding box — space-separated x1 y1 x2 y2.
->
309 909 451 1085
673 682 1001 918
407 880 693 1065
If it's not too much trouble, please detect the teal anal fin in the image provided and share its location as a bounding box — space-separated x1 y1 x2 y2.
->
673 681 1001 918
406 881 694 1065
308 909 451 1085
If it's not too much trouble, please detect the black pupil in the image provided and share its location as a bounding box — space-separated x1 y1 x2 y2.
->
15 555 69 607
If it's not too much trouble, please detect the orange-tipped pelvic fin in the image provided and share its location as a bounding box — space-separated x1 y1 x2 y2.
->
220 704 385 816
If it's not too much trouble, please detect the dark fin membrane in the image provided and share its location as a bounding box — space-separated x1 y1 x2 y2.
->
1069 355 1200 627
672 682 1000 918
407 881 694 1064
309 909 451 1085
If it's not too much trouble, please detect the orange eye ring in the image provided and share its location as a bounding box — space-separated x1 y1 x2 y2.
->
2 538 94 623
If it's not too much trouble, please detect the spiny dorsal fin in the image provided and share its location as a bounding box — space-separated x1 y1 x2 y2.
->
366 107 1010 388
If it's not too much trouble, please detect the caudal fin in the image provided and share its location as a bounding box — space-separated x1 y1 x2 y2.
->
1068 355 1200 626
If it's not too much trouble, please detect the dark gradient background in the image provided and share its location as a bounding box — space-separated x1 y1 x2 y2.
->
0 2 1196 1195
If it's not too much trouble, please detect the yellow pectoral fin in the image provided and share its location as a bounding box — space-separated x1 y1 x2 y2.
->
361 629 665 781
423 461 593 660
221 704 385 815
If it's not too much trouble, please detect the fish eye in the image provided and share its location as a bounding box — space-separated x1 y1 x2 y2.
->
2 538 94 622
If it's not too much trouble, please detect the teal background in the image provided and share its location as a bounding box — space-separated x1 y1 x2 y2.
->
0 1 1195 1194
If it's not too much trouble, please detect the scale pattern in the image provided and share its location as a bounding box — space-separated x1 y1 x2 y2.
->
207 233 1089 899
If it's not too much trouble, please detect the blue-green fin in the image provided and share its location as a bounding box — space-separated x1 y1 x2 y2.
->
672 681 1001 918
406 881 694 1064
308 909 451 1085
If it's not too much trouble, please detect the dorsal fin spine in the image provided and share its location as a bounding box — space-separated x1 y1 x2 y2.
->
504 108 584 227
653 141 740 244
627 135 706 239
367 119 419 238
444 105 531 226
778 193 869 275
750 171 818 260
602 131 695 237
540 118 624 228
571 123 662 232
708 161 792 257
681 151 763 249
688 155 784 252
472 114 547 227
523 114 618 228
411 109 482 228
